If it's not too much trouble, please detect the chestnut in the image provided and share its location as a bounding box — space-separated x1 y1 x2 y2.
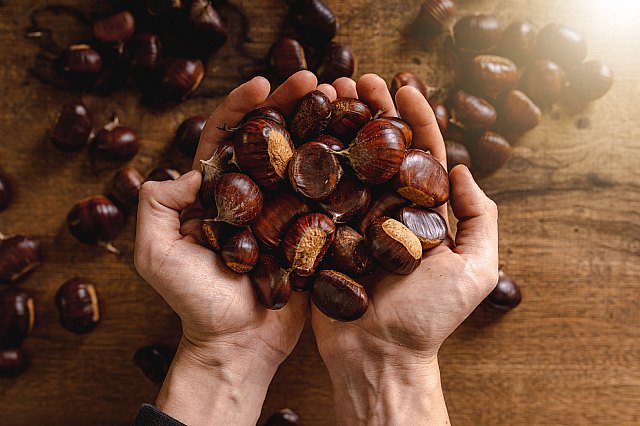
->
249 254 292 310
450 90 497 130
0 348 28 378
290 272 312 292
146 0 183 16
0 235 42 284
50 101 93 152
91 117 140 162
220 227 259 273
265 408 303 426
282 213 336 276
126 33 162 72
107 167 145 211
453 14 502 54
365 216 422 275
251 192 310 250
326 98 372 143
316 42 356 84
155 58 205 102
356 192 409 235
318 174 371 223
0 288 35 348
242 107 286 127
466 55 519 98
174 115 207 158
314 134 345 152
289 90 332 145
444 140 472 171
568 60 614 102
55 277 100 333
390 71 428 100
380 117 413 148
233 118 295 190
199 140 235 209
428 101 448 135
289 0 338 46
534 23 587 71
67 195 125 254
468 131 512 174
410 0 457 40
188 0 228 53
134 344 175 384
328 226 376 277
289 141 343 200
392 149 449 208
396 207 447 251
93 11 135 44
202 212 231 252
0 172 11 211
269 38 308 82
444 122 469 144
485 270 522 311
311 270 368 322
147 167 181 182
332 119 406 185
519 59 566 108
59 44 103 86
212 173 263 226
496 90 541 133
495 20 537 64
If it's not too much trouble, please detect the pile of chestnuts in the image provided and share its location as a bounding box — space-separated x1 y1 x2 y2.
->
198 90 450 321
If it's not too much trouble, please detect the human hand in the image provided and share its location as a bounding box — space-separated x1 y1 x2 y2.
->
134 71 321 426
310 75 500 425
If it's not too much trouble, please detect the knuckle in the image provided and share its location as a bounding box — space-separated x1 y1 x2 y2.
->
138 181 161 203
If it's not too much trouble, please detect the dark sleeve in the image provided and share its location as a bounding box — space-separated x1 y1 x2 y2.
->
134 404 186 426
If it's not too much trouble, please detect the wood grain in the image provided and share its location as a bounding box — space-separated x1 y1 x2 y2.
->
1 0 639 425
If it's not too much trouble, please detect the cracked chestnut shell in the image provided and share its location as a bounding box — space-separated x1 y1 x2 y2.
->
312 270 368 321
328 226 376 277
392 149 449 208
365 216 422 275
453 14 502 54
55 277 100 333
107 166 145 211
289 141 343 200
568 60 614 102
396 207 447 251
289 0 338 46
249 254 292 310
50 101 93 152
450 90 497 130
411 0 457 40
466 55 519 98
496 20 537 64
175 115 207 158
534 24 587 71
289 90 332 145
356 192 409 235
0 348 28 378
265 408 303 426
269 38 308 82
147 167 181 182
93 10 135 43
92 119 140 162
326 98 372 143
0 235 43 284
485 270 522 311
220 227 259 273
0 288 35 348
212 173 263 226
0 172 11 211
318 173 371 223
468 131 512 174
519 59 566 108
134 344 175 384
251 191 310 250
67 195 125 253
445 140 472 171
282 213 336 276
497 90 541 133
316 42 356 84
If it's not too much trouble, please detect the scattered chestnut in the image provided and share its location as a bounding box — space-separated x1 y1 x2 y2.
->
444 140 472 171
147 167 181 182
356 192 409 235
199 140 235 208
468 131 512 174
50 101 93 152
316 42 356 84
453 14 502 54
466 55 519 98
55 277 100 333
0 235 42 284
282 213 336 276
233 118 295 190
289 141 343 200
450 90 497 130
265 408 303 426
428 101 448 135
485 270 522 311
289 90 332 145
365 216 422 275
289 0 338 46
290 272 312 292
444 121 469 144
146 0 183 16
156 58 205 102
311 270 368 321
269 38 308 82
242 107 286 127
534 23 587 71
568 60 614 102
134 344 175 384
174 115 207 158
0 288 35 348
390 71 428 99
326 98 372 143
519 59 566 108
211 173 263 226
91 117 140 162
410 0 457 40
318 174 371 223
328 226 376 277
251 191 310 250
396 207 447 251
188 0 228 52
249 254 292 310
0 172 11 211
93 11 135 44
496 90 541 133
495 20 537 64
107 167 144 212
126 33 162 72
66 195 125 254
381 117 413 148
59 44 103 86
332 119 406 185
392 149 449 208
220 227 259 273
0 348 28 378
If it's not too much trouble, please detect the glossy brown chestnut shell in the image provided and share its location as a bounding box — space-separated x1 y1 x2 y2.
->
0 288 35 348
396 207 447 251
381 117 413 148
188 0 228 53
445 140 472 171
468 131 512 174
212 173 263 226
0 235 42 284
0 348 28 378
289 0 338 46
568 60 614 102
0 172 10 211
156 58 205 101
392 149 449 208
450 90 497 130
496 20 537 64
127 33 162 72
390 71 428 99
175 115 207 158
466 55 519 98
453 14 502 54
496 90 541 133
519 59 566 108
410 0 457 40
55 277 100 333
66 195 125 253
282 213 336 276
485 270 522 311
107 166 145 211
288 141 343 200
251 191 310 250
326 98 372 143
311 270 368 321
199 140 235 209
328 226 376 277
146 167 181 182
59 44 103 85
242 107 286 127
249 254 292 310
93 10 135 43
365 216 422 275
316 42 356 84
264 408 303 426
220 227 259 273
318 174 371 223
134 344 175 384
289 90 333 145
534 23 587 71
356 192 409 235
92 119 140 162
50 101 93 152
269 38 308 82
314 134 345 152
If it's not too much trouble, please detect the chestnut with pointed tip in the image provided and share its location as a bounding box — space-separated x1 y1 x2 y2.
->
390 71 428 99
485 270 522 311
466 55 519 98
0 348 28 377
146 167 181 182
396 207 447 251
289 0 337 46
289 90 332 145
50 101 93 152
0 288 35 348
265 408 303 426
175 115 207 158
59 44 103 86
0 235 43 284
356 192 409 235
316 42 356 84
242 107 286 127
212 173 263 226
312 270 368 321
282 213 336 276
289 141 343 200
91 118 139 162
0 172 11 211
445 140 472 171
55 277 100 333
519 59 566 108
468 131 512 174
251 192 310 250
326 98 372 143
66 195 125 254
496 90 541 133
568 60 614 102
220 227 259 273
453 14 502 54
199 140 235 208
269 38 308 81
328 226 376 277
93 11 135 43
534 24 587 71
366 216 422 274
411 0 457 40
319 174 371 223
134 344 175 383
107 166 144 211
450 90 497 130
496 20 537 64
392 149 449 208
188 0 228 52
249 254 292 310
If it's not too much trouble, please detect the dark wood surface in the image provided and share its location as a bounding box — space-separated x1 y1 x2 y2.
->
1 0 639 425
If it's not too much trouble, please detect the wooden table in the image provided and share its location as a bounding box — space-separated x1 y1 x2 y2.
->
1 0 638 424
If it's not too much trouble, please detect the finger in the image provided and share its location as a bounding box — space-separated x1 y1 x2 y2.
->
356 73 397 117
316 83 337 101
193 77 271 168
261 70 318 116
332 77 358 98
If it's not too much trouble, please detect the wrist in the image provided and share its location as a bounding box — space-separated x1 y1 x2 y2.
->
156 336 276 426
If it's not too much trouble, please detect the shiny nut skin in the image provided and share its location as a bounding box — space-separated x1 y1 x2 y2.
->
107 167 145 211
0 172 10 211
568 60 614 102
156 58 205 101
59 44 103 85
289 90 333 145
314 134 345 152
0 348 28 378
213 173 263 226
199 140 235 209
496 20 537 64
269 38 308 81
318 174 371 223
249 254 292 310
381 117 413 148
466 55 519 98
534 23 587 71
396 207 447 251
0 288 35 348
264 408 303 426
0 235 43 284
55 278 100 333
390 71 428 99
126 33 162 72
445 140 472 171
233 118 295 190
519 59 566 108
220 227 259 274
188 0 228 53
289 0 338 46
328 226 376 277
242 107 286 127
316 42 356 84
392 149 450 208
134 344 175 384
251 191 310 250
289 141 343 200
450 90 497 130
66 195 125 249
311 270 368 322
453 14 502 54
365 216 422 275
93 10 135 43
175 115 207 158
410 0 457 40
428 101 448 135
485 270 522 311
92 121 140 161
326 98 372 143
497 90 541 133
356 192 409 235
282 213 336 276
468 131 512 174
146 167 181 182
50 101 93 152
